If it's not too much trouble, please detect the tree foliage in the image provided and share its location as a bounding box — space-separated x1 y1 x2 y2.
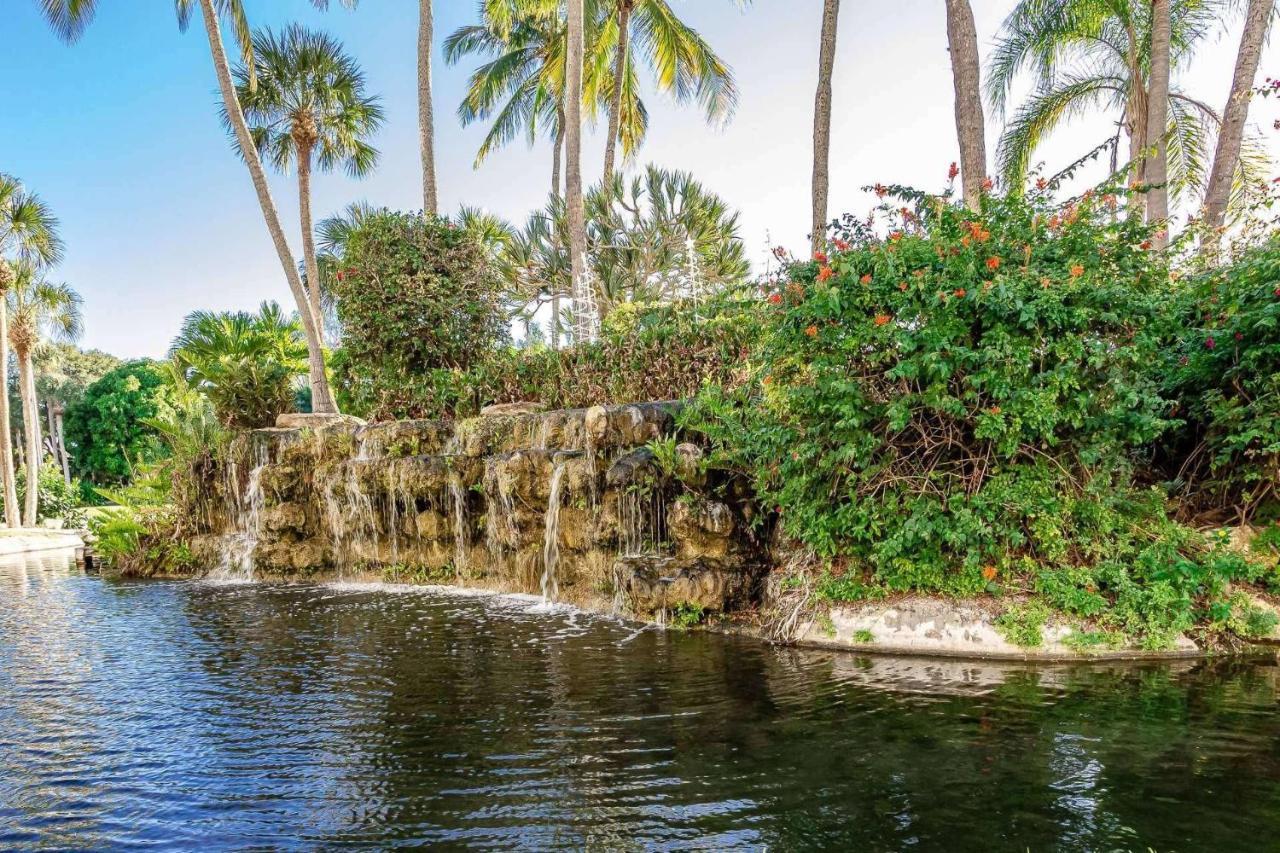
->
63 360 170 489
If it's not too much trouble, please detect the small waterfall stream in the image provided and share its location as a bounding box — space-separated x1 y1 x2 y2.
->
211 441 269 581
540 460 568 603
448 475 469 577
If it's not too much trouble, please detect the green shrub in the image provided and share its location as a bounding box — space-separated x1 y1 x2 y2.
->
16 459 86 527
331 212 509 418
1162 238 1280 521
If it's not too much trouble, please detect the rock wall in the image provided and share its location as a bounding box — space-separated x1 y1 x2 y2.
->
194 402 770 620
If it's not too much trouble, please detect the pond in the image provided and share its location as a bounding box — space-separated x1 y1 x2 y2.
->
2 552 1279 850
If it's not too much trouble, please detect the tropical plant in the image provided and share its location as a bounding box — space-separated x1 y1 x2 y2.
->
515 165 750 321
944 0 988 209
987 0 1267 212
1146 0 1171 244
170 301 309 429
7 264 83 526
39 0 351 416
811 0 840 253
0 174 62 527
228 24 384 347
35 344 123 484
15 460 85 528
63 360 170 495
597 0 742 180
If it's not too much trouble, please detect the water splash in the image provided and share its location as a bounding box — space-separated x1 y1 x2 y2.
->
210 440 269 581
619 489 667 557
541 459 568 603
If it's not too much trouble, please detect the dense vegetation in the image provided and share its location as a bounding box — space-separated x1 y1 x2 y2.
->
64 360 169 494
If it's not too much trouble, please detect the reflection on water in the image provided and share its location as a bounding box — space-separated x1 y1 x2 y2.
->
2 553 1280 850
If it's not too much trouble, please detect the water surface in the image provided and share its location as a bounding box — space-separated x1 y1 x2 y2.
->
2 552 1279 850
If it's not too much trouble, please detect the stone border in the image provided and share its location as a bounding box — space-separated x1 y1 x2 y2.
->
0 529 85 557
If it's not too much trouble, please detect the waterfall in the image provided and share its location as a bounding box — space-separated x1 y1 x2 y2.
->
483 458 517 556
448 475 468 577
211 440 268 581
541 460 568 603
619 488 667 557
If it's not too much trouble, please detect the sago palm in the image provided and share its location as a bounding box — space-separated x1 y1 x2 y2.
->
39 0 354 415
987 0 1266 211
169 301 309 429
0 175 62 528
7 264 82 527
228 24 383 347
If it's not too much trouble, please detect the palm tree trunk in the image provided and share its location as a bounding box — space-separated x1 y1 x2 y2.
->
419 0 439 215
566 0 587 346
810 0 840 255
552 113 565 200
1204 0 1273 232
197 0 338 416
603 2 632 182
296 142 327 346
17 350 39 527
944 0 987 208
0 302 19 528
54 405 69 485
1145 0 1171 246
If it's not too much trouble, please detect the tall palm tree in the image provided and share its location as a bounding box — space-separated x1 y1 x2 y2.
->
420 0 439 214
228 24 384 348
1203 0 1275 232
567 0 588 344
0 176 62 528
1146 0 1171 244
987 0 1247 210
945 0 988 208
811 0 840 254
7 265 82 526
599 0 743 181
40 0 348 416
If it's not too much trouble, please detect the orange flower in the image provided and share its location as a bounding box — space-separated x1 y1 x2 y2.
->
948 162 960 181
768 292 783 304
986 256 1001 270
805 325 818 338
1070 264 1084 278
978 229 991 242
982 565 998 582
817 266 833 282
899 282 909 291
961 235 972 247
1040 277 1052 288
954 288 967 298
1035 177 1047 191
1140 240 1152 250
989 406 1001 415
833 238 851 251
860 273 872 284
982 177 994 192
874 183 888 198
813 252 828 263
874 313 892 326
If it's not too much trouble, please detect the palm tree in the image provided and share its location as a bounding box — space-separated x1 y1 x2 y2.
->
7 265 82 527
566 0 588 343
945 0 988 208
0 176 62 528
1146 0 1171 244
170 301 308 429
420 0 439 214
40 0 349 416
987 0 1241 209
1203 0 1275 232
599 0 743 181
811 0 840 254
229 25 383 349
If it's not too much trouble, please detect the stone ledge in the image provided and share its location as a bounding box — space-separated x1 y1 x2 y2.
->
0 528 85 557
793 596 1202 661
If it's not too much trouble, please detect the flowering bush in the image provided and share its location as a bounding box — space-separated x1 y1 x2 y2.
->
1163 238 1280 523
685 182 1269 647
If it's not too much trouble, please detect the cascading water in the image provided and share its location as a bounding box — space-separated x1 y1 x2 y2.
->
540 459 568 603
619 488 668 557
448 474 469 577
211 440 269 581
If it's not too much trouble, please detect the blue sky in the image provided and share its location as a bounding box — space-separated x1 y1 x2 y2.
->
2 1 1277 358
